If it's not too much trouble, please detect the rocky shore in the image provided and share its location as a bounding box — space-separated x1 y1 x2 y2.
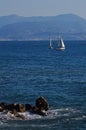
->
0 97 49 119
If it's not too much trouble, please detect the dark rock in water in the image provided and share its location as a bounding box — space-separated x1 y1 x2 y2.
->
37 108 47 116
0 102 8 109
25 104 32 111
32 106 47 116
15 113 26 119
16 104 26 112
5 103 17 111
36 96 49 111
4 103 26 113
31 97 49 116
0 106 3 112
11 109 18 115
0 97 49 117
0 102 8 112
32 106 38 113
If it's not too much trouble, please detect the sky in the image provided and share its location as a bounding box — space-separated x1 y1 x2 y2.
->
0 0 86 19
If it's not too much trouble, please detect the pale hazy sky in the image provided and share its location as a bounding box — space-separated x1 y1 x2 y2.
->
0 0 86 19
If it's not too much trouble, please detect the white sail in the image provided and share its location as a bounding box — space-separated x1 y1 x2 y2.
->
57 36 65 50
60 37 65 48
49 38 53 49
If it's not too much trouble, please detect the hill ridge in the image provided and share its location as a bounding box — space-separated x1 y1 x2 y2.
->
0 14 86 40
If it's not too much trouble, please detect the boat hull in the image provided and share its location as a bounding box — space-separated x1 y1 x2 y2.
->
56 47 65 51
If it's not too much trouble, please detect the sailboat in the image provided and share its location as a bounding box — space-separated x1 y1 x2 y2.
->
49 38 53 49
56 36 65 50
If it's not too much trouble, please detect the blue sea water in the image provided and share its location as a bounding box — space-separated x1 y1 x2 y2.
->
0 40 86 130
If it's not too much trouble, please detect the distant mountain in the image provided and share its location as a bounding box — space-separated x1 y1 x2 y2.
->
0 14 86 40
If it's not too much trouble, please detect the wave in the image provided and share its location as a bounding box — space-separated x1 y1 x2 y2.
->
0 107 85 125
47 108 86 121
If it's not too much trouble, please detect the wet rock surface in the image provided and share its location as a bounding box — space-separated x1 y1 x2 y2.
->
0 97 49 117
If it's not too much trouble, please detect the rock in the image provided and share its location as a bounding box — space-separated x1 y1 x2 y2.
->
32 106 38 113
0 102 8 112
0 106 3 112
5 103 17 111
0 102 8 109
37 108 47 116
4 103 26 113
32 106 47 116
16 104 26 112
36 96 49 111
0 97 49 116
11 109 18 115
25 104 32 111
15 113 26 120
31 97 49 116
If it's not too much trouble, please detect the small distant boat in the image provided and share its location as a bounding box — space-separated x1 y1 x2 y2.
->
49 36 65 50
56 36 65 50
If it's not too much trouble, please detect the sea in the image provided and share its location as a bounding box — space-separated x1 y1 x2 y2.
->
0 40 86 130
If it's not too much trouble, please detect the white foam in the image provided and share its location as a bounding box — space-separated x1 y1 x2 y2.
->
19 112 42 120
0 107 85 121
44 107 85 121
